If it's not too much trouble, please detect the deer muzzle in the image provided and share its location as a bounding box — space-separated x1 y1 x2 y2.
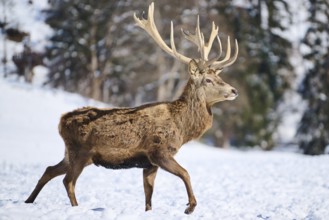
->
224 88 238 100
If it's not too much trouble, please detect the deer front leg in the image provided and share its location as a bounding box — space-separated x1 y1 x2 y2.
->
150 153 197 214
143 166 158 211
25 159 67 203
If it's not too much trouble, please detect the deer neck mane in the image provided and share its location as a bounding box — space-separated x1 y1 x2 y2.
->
172 79 213 143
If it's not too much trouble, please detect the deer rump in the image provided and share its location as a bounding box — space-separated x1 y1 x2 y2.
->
59 104 172 170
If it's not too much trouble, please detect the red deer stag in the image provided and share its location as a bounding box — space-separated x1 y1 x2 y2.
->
25 2 239 214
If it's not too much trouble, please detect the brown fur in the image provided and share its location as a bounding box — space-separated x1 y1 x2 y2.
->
25 61 237 214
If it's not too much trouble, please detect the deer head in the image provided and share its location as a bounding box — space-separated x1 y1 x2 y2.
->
134 2 239 106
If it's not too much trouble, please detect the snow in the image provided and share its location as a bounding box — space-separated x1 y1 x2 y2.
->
1 78 329 220
0 1 328 218
0 78 106 164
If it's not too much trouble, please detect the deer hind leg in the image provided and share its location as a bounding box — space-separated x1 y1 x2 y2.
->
63 152 90 206
150 154 197 215
25 159 68 203
143 166 158 211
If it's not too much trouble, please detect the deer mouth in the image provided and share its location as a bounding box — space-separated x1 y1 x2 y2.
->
225 95 237 100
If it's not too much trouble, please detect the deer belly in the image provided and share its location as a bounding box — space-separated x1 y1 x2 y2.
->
92 152 153 169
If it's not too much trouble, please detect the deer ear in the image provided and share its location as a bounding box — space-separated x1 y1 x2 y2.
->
188 59 201 78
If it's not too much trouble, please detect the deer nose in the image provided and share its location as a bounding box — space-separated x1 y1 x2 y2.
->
231 88 238 96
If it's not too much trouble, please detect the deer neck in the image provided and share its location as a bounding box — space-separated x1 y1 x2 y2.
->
172 79 213 143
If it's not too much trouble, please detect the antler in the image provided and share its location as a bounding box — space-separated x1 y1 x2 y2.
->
134 2 191 64
181 16 238 69
181 17 222 62
134 2 238 69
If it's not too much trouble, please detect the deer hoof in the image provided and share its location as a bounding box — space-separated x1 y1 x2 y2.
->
184 204 196 214
145 204 152 211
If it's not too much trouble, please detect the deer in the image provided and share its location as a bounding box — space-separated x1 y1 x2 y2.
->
25 2 238 215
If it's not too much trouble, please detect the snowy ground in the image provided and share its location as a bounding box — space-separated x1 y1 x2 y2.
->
1 79 329 220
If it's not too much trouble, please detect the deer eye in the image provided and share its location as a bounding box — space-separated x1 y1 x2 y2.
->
205 78 212 84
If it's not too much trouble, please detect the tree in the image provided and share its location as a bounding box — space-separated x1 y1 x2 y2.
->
205 0 293 149
297 0 329 155
45 0 123 101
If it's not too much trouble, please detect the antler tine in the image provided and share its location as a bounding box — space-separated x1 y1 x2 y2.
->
133 2 191 64
222 39 239 67
217 35 223 57
196 16 205 60
211 38 239 68
211 36 231 65
203 22 219 60
204 35 223 66
170 21 187 62
181 16 206 59
181 17 201 50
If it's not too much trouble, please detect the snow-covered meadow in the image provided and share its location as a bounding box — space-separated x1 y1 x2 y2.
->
1 79 329 220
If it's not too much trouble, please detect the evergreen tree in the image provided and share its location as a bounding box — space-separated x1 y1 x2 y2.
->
45 0 123 101
207 0 293 149
297 0 329 155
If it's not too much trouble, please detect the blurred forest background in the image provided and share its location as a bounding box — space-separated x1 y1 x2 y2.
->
1 0 328 155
